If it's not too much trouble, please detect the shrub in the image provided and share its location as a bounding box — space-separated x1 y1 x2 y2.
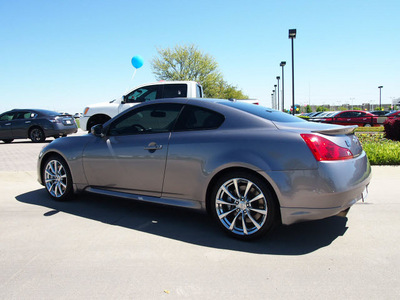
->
383 118 400 141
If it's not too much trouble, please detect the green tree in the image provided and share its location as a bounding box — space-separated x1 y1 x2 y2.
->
151 44 247 98
316 106 329 112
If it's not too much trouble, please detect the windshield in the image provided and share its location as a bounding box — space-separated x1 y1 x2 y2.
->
220 101 306 123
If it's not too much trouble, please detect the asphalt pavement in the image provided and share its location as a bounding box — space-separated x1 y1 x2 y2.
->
0 132 399 299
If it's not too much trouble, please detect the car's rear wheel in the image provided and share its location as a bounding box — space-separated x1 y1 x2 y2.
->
43 156 73 201
364 123 372 127
29 127 45 142
210 171 278 240
2 139 13 143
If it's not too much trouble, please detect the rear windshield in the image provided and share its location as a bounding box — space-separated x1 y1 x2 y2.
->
220 101 307 123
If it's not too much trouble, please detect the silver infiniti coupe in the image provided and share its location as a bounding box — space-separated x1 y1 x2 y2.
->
37 98 371 240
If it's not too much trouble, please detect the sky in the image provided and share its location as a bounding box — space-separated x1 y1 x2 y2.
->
1 0 399 114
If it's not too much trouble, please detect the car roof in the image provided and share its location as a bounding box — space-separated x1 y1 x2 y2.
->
7 109 63 115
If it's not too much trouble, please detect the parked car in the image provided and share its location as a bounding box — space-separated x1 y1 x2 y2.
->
309 111 339 122
370 110 390 116
385 110 400 119
38 99 371 240
311 110 378 127
0 109 77 143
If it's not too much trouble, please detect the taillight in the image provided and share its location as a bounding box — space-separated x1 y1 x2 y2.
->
301 134 353 161
50 117 62 123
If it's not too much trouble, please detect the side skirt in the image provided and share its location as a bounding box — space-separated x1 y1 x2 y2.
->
84 186 202 210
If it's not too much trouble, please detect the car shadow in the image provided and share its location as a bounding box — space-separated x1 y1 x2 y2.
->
15 189 349 255
0 140 53 144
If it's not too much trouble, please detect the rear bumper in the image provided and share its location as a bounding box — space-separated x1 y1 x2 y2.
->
280 184 368 225
44 126 78 137
265 151 371 225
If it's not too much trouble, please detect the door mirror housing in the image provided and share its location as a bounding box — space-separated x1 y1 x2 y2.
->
91 124 104 137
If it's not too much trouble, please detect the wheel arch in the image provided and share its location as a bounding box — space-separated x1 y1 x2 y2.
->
39 151 71 185
28 125 44 137
87 114 112 130
205 166 281 223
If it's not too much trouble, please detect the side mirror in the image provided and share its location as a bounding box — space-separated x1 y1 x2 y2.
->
91 124 104 137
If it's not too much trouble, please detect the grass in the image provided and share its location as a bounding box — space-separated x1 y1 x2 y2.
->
355 126 384 132
356 132 400 165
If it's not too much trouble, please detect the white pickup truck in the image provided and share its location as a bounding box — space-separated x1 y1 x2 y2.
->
79 81 203 131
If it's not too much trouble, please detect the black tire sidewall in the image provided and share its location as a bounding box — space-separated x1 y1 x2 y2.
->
30 128 45 143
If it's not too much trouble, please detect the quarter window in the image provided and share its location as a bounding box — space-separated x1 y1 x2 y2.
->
173 105 224 131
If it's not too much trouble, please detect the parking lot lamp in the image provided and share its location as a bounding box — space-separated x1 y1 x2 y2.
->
274 85 277 109
378 86 383 110
276 76 280 111
289 29 297 115
271 91 274 109
280 61 286 112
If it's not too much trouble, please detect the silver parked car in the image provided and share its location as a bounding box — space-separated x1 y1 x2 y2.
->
37 98 371 240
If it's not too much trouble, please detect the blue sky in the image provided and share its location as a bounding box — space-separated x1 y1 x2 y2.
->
1 0 399 113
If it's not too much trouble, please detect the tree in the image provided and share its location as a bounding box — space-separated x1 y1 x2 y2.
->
151 44 247 99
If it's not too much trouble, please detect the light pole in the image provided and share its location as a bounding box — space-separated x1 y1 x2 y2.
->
280 61 286 112
378 86 383 110
276 76 280 111
274 85 277 109
289 29 296 115
271 91 274 109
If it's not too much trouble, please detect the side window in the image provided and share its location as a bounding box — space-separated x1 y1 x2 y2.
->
162 84 187 98
124 85 161 103
0 112 15 121
14 111 35 119
108 103 183 136
173 105 225 131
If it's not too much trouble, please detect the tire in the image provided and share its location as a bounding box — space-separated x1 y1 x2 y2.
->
29 127 45 142
42 155 73 201
2 139 13 143
210 171 278 240
364 123 372 127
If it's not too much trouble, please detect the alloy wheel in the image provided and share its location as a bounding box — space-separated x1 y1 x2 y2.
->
44 159 68 198
215 177 268 237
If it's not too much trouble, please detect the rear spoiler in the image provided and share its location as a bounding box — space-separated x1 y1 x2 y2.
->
312 125 357 136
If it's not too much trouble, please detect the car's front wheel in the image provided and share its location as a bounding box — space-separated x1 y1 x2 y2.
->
29 127 45 142
210 171 278 240
43 156 73 201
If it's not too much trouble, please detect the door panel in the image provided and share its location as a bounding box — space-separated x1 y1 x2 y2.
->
83 133 170 197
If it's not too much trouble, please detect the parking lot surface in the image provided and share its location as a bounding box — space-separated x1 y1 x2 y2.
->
1 133 400 299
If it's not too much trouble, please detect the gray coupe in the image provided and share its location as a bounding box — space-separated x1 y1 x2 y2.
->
37 98 371 240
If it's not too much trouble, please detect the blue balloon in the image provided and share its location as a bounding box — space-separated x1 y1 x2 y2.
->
131 55 144 69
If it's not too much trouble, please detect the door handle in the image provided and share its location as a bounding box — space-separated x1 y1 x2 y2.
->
5 123 11 126
25 121 31 124
144 143 163 151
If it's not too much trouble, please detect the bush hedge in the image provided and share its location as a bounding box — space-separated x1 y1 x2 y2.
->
383 118 400 141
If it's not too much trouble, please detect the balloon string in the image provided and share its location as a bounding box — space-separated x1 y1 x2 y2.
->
131 68 137 81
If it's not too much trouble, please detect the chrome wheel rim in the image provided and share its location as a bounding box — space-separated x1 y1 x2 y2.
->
215 178 268 236
44 160 68 198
